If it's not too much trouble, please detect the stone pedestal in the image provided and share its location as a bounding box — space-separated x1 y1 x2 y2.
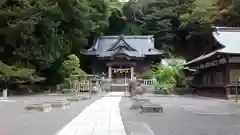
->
24 104 52 112
67 96 89 102
108 66 112 80
45 101 70 109
141 104 163 113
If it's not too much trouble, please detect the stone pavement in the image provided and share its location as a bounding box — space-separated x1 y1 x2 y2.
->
56 92 126 135
120 95 240 135
0 94 99 135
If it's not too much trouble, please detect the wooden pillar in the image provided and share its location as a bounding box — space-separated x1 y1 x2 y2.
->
108 66 112 80
130 66 134 80
224 54 230 99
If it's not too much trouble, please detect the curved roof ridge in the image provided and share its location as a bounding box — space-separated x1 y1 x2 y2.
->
213 27 240 53
106 35 137 51
185 27 240 65
213 26 240 32
98 35 154 39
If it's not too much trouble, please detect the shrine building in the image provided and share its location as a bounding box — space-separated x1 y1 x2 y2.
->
82 35 164 80
185 27 240 99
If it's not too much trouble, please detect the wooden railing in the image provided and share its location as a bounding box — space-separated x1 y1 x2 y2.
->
72 80 91 92
139 79 155 86
70 78 155 92
110 78 155 86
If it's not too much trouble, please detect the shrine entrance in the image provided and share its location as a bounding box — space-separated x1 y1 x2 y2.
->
106 61 135 81
112 66 130 79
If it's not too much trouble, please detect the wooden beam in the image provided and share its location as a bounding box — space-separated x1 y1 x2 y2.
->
106 61 136 66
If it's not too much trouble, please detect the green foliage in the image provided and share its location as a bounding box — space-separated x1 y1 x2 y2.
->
71 68 87 76
2 0 240 90
58 54 86 78
0 0 120 87
121 22 142 35
152 64 184 92
107 0 228 58
0 61 44 83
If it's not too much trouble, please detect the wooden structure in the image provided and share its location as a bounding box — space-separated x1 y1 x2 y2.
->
185 27 240 99
70 75 98 92
82 35 164 81
72 80 91 92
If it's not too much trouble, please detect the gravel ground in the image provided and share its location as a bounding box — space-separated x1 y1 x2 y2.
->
0 94 100 135
120 95 240 135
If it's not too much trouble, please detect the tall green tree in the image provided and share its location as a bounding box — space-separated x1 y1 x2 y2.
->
0 0 121 86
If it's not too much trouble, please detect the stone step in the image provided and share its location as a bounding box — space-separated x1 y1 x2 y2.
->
141 104 163 113
24 103 52 112
111 85 128 92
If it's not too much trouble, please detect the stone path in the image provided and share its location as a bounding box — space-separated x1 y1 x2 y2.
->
56 92 126 135
120 96 240 135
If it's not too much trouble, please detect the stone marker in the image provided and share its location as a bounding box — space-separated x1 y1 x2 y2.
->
67 96 89 102
2 89 7 99
131 100 151 110
67 97 80 102
75 96 90 100
135 86 144 95
44 100 70 109
24 103 52 112
141 104 163 113
131 97 150 102
131 101 143 109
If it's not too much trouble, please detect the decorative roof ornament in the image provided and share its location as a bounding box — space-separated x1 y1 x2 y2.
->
82 35 164 58
107 35 137 51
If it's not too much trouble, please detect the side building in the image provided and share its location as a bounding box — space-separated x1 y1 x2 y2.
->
185 27 240 99
82 35 164 80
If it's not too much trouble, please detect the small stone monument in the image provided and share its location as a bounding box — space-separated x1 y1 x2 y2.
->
2 89 7 99
141 104 163 113
24 103 52 112
128 79 138 97
131 99 151 110
45 100 70 109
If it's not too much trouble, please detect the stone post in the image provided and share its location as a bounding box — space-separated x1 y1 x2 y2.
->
108 66 112 80
130 66 134 80
3 89 7 99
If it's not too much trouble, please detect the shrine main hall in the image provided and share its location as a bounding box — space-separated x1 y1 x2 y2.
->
82 35 164 80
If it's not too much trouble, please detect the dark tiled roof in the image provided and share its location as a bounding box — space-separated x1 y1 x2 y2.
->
107 35 137 51
100 47 144 58
82 35 164 58
185 26 240 66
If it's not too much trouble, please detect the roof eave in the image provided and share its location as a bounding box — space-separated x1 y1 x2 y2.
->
184 52 220 66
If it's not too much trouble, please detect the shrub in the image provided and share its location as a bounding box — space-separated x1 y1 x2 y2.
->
58 54 86 78
153 65 184 93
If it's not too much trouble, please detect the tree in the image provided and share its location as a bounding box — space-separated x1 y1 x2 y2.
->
153 64 184 92
58 54 85 78
0 0 121 87
0 60 44 93
115 0 218 59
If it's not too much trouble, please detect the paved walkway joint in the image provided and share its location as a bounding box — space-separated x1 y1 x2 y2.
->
56 92 126 135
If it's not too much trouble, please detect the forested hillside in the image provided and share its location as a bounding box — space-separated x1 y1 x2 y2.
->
0 0 239 88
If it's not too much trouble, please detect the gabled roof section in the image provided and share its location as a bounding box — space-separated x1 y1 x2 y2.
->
185 26 240 66
107 35 137 51
82 35 164 58
212 26 240 54
99 47 144 58
82 47 98 55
